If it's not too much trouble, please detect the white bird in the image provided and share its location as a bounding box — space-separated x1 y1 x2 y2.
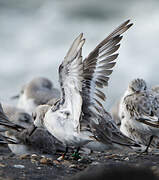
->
0 103 65 155
31 20 140 159
120 78 159 152
12 77 60 114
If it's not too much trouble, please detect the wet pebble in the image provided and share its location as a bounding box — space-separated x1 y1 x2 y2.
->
69 164 78 168
0 163 6 167
13 164 25 169
40 157 53 165
19 154 30 160
124 157 129 161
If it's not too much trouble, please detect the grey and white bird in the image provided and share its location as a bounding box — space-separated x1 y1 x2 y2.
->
2 104 33 128
12 77 60 114
120 78 159 152
0 103 65 155
31 20 140 158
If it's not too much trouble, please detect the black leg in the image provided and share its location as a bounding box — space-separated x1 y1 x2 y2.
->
58 146 68 161
72 147 81 159
63 147 68 158
140 135 154 154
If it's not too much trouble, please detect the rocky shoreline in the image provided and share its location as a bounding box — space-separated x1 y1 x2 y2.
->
0 146 159 180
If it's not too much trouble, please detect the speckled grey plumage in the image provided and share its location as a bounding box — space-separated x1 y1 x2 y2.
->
120 78 159 150
17 77 60 114
0 103 65 155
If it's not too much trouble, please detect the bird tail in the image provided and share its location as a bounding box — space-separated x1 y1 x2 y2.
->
90 107 142 149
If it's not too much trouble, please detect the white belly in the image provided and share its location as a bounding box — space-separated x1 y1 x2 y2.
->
44 109 91 147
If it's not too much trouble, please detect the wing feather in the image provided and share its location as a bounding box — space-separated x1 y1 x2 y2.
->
82 20 133 125
58 33 85 131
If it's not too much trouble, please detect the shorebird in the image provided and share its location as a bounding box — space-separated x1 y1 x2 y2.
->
0 103 65 155
120 78 159 152
12 77 60 114
30 20 141 159
2 104 33 128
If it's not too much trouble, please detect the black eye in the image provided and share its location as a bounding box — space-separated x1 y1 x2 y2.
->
32 112 37 121
20 113 31 123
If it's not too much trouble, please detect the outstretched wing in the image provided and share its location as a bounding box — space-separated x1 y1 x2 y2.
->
57 34 85 131
82 20 133 122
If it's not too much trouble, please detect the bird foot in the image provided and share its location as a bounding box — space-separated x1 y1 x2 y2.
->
72 152 81 160
57 154 65 161
137 149 149 156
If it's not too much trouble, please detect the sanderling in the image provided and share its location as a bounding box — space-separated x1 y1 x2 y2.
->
12 77 60 114
120 78 159 152
31 20 140 159
0 103 65 155
2 104 33 128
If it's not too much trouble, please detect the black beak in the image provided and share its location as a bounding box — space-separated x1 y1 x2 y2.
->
10 95 20 99
29 125 37 136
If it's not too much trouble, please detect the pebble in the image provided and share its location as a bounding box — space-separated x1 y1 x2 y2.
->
124 157 129 161
105 154 117 159
40 157 48 164
40 157 53 165
69 164 78 168
53 160 61 165
91 161 100 166
0 163 6 167
19 154 30 160
31 159 37 163
31 154 39 160
61 160 72 167
13 164 25 169
78 157 91 164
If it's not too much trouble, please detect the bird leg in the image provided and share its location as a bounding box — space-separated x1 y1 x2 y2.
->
72 147 81 159
140 135 154 155
57 147 68 161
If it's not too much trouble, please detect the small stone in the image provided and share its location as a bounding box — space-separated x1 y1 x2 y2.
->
0 156 4 161
19 154 30 160
105 154 117 159
124 157 129 161
91 161 100 166
40 157 48 164
13 164 25 169
78 157 91 164
31 154 38 159
53 160 61 165
0 163 5 167
40 157 53 165
31 159 37 163
69 164 78 168
61 160 71 166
